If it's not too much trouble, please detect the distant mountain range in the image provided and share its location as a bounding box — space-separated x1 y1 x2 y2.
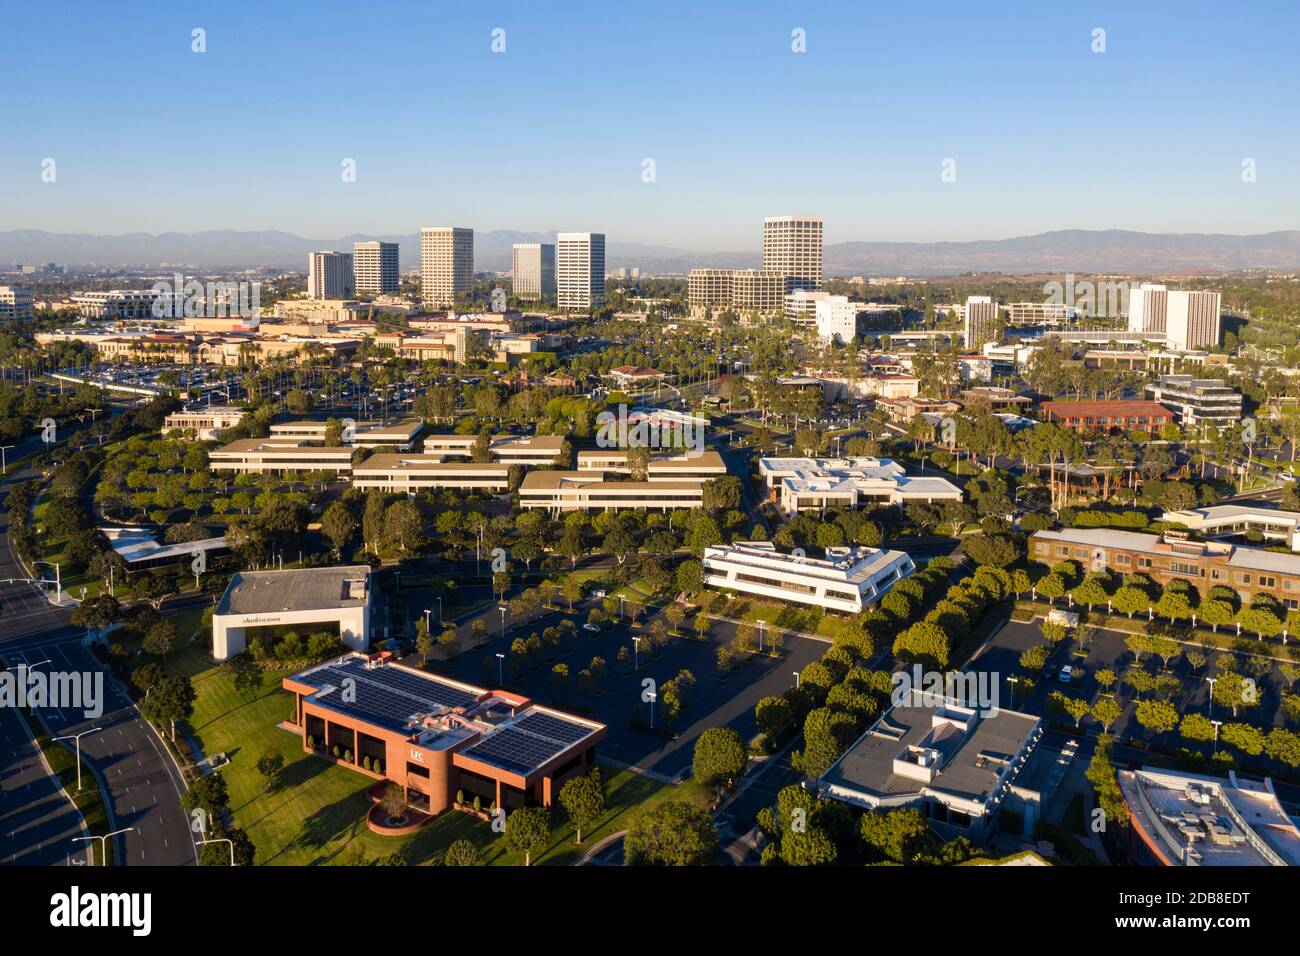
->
3 227 1300 277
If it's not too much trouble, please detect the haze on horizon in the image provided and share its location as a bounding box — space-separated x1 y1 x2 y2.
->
1 0 1296 250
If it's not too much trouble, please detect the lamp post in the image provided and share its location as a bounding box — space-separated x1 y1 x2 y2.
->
1206 676 1217 717
632 636 640 672
52 728 99 792
33 560 61 603
7 660 51 713
495 652 505 686
498 605 507 639
0 444 13 474
793 671 801 688
1211 719 1224 754
73 827 134 866
1007 675 1020 708
423 608 432 634
756 619 766 653
436 596 443 625
647 690 657 729
196 837 235 866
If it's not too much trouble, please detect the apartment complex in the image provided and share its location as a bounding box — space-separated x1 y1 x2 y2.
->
758 456 963 514
818 697 1044 847
963 295 1000 349
555 233 605 310
511 243 556 301
209 438 355 475
420 227 474 307
1039 400 1175 435
0 286 34 322
762 215 823 291
282 653 604 817
1144 374 1242 428
352 241 399 295
1030 527 1300 608
702 541 915 614
308 251 355 300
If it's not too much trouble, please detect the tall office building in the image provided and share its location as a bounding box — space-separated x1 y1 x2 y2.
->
353 241 399 295
512 243 556 301
307 251 355 300
1165 290 1222 351
762 216 823 292
1127 283 1168 334
963 295 1000 348
420 227 474 308
0 286 35 322
556 233 605 311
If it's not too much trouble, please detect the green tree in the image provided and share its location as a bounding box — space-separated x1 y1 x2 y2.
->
692 726 747 790
557 770 604 845
505 806 551 866
624 801 718 866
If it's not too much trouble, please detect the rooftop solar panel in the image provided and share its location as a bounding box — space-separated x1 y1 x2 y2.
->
298 658 480 729
463 726 567 776
515 712 594 747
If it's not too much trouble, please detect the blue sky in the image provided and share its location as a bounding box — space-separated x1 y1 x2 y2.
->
1 0 1296 248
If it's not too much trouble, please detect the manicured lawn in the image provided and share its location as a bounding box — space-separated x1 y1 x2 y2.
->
162 608 709 865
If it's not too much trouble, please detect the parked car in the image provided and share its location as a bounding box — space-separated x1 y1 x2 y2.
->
582 623 601 632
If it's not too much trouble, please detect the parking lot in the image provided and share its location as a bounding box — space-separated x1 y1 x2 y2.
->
418 602 825 780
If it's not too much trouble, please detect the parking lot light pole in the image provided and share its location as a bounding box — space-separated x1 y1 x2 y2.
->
0 444 13 474
1211 719 1224 753
632 636 640 671
757 620 765 653
423 609 432 634
436 596 443 625
52 728 99 792
793 671 801 688
1205 676 1217 717
498 605 507 639
1007 675 1020 708
74 827 134 866
495 653 505 686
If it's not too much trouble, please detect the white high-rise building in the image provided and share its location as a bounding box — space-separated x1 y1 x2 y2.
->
1127 283 1168 334
307 251 355 300
1165 290 1222 350
763 216 823 292
963 295 1000 348
353 241 399 295
420 227 474 308
512 243 556 301
814 295 863 344
556 233 605 311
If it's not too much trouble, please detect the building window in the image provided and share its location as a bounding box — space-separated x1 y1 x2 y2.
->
406 761 429 779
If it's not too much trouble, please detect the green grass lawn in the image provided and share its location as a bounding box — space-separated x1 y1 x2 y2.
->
161 608 709 865
30 497 104 601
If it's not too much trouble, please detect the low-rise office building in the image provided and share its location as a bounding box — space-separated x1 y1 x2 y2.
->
576 449 727 482
1040 400 1176 435
1117 766 1300 866
817 696 1044 846
213 566 372 660
102 527 228 573
270 419 424 450
702 541 915 614
351 455 511 493
282 653 605 816
162 406 246 440
758 456 962 514
421 433 569 466
209 438 354 475
1161 504 1300 551
1030 527 1300 608
518 471 705 513
0 286 35 322
1145 374 1243 429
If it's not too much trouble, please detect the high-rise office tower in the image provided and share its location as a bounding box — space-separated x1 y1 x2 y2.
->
353 241 400 295
1165 290 1222 351
1127 283 1168 334
512 243 556 301
762 216 823 292
556 233 605 311
963 295 1000 349
420 227 474 308
307 251 355 300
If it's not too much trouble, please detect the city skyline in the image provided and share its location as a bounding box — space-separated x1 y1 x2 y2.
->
2 1 1297 248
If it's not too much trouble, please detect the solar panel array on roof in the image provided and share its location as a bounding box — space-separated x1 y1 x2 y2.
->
462 711 596 775
301 658 480 732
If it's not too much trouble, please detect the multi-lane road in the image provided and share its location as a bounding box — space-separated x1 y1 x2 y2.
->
1 442 197 867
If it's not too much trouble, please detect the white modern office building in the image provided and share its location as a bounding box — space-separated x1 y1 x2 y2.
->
269 419 424 450
815 295 864 344
420 227 474 308
763 216 823 292
701 541 915 614
1145 374 1242 428
421 433 569 466
576 449 726 481
308 251 355 300
0 286 34 322
1162 505 1300 551
209 438 354 475
512 243 556 301
518 471 705 513
556 233 605 311
817 696 1044 846
351 455 511 493
353 241 399 295
212 566 372 661
1129 286 1221 350
758 456 963 514
71 290 161 319
963 295 999 349
162 406 246 440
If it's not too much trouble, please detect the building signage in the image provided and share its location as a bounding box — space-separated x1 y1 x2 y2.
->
409 749 424 763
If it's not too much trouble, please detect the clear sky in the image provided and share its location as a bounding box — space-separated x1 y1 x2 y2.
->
1 0 1296 249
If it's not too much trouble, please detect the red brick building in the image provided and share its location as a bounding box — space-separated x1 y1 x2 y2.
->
283 653 605 816
1040 400 1175 435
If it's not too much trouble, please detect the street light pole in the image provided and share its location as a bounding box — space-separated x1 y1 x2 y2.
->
495 652 505 686
498 605 507 640
73 827 134 865
52 728 100 792
0 444 13 474
196 837 236 866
